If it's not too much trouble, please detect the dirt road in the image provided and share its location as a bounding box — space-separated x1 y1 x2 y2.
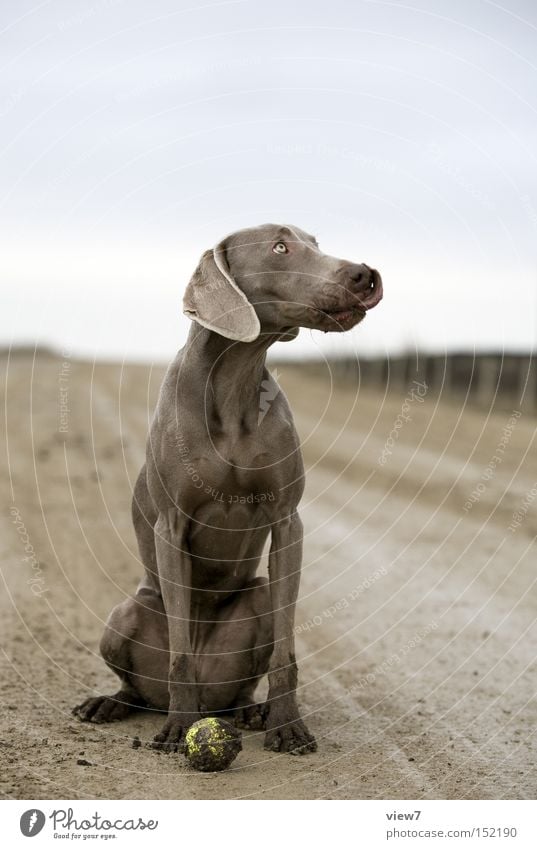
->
1 352 537 799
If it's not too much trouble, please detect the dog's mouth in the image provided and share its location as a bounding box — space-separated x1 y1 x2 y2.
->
315 305 367 332
313 269 383 332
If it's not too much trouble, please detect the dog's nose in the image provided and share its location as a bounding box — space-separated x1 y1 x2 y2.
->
346 263 371 293
345 263 383 310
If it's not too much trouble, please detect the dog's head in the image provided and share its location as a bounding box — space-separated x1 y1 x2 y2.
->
183 223 383 343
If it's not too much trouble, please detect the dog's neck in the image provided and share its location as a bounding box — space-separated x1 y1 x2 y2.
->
185 323 280 434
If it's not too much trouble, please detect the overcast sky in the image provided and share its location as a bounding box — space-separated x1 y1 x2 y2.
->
2 0 536 361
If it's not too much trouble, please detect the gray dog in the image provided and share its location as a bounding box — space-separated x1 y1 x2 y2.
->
73 223 382 755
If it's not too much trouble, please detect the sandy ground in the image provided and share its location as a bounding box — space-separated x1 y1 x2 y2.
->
1 351 537 800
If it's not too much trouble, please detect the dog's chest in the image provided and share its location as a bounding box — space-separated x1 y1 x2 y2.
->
189 498 272 576
186 453 278 511
177 424 296 494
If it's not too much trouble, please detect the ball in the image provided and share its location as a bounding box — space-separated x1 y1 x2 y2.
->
184 717 242 772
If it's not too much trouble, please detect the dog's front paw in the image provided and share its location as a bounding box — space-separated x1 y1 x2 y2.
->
264 714 317 755
150 714 200 753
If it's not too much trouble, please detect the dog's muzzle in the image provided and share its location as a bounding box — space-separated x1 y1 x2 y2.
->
345 263 383 310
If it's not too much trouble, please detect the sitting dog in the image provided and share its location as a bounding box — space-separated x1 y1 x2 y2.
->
73 223 382 754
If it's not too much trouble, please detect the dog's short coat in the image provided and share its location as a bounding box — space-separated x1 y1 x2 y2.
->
73 223 382 754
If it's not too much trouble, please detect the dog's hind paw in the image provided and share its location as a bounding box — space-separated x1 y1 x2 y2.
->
233 702 268 730
72 692 139 724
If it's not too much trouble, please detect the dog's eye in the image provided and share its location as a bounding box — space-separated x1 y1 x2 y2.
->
272 242 288 254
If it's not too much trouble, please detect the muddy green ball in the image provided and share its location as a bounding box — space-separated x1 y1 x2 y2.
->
184 718 242 772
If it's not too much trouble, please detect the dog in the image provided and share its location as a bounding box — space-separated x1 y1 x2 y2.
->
73 223 383 754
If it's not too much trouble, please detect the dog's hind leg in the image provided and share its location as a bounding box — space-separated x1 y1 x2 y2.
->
73 588 171 723
196 577 274 727
231 578 273 729
73 596 149 723
73 467 164 723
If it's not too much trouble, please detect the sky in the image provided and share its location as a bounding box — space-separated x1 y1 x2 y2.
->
1 0 536 362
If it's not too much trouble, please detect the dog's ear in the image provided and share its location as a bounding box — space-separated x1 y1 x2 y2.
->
183 240 260 343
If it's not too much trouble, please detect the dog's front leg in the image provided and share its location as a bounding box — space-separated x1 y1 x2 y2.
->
150 509 200 752
264 512 317 755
